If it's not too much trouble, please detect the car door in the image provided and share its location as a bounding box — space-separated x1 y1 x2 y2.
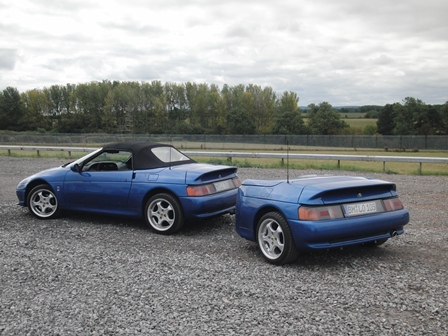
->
63 150 134 210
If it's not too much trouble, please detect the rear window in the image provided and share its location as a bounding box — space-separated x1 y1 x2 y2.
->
151 147 191 163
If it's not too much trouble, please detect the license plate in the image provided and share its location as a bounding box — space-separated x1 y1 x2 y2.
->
214 180 234 192
343 200 383 217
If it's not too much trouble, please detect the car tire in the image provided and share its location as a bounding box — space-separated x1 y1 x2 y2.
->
27 184 60 219
256 212 299 265
145 193 185 235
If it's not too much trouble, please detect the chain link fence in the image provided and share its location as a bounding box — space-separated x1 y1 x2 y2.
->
1 132 447 150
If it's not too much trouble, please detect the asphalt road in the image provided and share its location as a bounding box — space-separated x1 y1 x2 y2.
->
1 157 447 335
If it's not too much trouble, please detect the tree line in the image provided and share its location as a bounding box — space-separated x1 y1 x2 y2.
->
0 80 447 135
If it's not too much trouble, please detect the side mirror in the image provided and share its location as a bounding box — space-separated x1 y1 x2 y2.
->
70 163 81 172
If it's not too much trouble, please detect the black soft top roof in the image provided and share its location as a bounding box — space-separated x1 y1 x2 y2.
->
102 141 196 170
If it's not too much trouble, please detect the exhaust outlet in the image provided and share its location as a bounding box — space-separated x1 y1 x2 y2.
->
391 230 398 237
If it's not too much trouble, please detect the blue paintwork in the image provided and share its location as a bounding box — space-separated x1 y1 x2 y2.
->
235 175 410 250
17 153 239 222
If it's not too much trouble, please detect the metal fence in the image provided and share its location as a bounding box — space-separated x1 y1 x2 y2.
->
0 133 447 150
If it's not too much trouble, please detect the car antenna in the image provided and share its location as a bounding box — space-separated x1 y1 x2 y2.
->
169 141 172 170
286 137 290 183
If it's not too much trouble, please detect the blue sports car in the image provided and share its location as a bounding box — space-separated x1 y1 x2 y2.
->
235 175 410 265
17 142 241 234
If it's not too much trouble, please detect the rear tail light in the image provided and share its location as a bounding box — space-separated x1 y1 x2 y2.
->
298 197 405 221
298 205 344 221
383 197 404 211
186 177 241 197
186 184 216 196
233 177 242 188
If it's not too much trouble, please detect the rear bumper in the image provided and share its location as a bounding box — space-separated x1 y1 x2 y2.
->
288 209 410 250
179 188 237 221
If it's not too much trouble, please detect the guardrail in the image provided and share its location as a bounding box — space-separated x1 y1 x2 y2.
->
1 145 447 174
183 151 448 175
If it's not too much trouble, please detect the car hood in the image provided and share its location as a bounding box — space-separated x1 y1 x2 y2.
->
18 166 69 185
241 175 397 205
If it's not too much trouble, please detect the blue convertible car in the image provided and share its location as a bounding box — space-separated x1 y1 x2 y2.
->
17 142 241 234
235 175 409 265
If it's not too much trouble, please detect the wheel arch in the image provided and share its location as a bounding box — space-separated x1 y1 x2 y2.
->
24 179 53 206
252 205 286 233
141 188 184 217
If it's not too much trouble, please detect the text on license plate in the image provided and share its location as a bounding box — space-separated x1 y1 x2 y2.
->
343 200 382 217
214 180 234 192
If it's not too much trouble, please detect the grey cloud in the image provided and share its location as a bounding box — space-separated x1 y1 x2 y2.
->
30 0 96 15
370 54 394 66
124 63 162 81
99 21 164 36
0 49 18 70
224 24 253 39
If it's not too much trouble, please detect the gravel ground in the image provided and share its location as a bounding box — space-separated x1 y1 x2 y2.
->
1 156 447 335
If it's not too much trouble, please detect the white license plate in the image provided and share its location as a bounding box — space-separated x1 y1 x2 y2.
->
343 200 382 217
214 180 234 192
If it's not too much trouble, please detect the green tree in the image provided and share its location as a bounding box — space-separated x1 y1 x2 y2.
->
392 103 413 135
102 90 118 133
185 82 210 131
139 81 165 133
272 111 308 134
363 124 377 135
70 81 111 132
0 90 6 129
245 85 263 132
441 101 448 135
221 84 245 113
207 85 226 133
414 103 442 135
165 82 188 124
364 110 379 118
277 91 299 114
103 82 139 133
20 90 51 131
377 103 397 135
0 87 23 130
226 108 256 134
308 102 349 135
258 86 276 133
392 97 429 135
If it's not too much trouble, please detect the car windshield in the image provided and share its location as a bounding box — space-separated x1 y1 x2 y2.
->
151 147 190 163
63 148 102 167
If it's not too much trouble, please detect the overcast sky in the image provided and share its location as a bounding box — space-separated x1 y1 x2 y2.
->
1 0 447 106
